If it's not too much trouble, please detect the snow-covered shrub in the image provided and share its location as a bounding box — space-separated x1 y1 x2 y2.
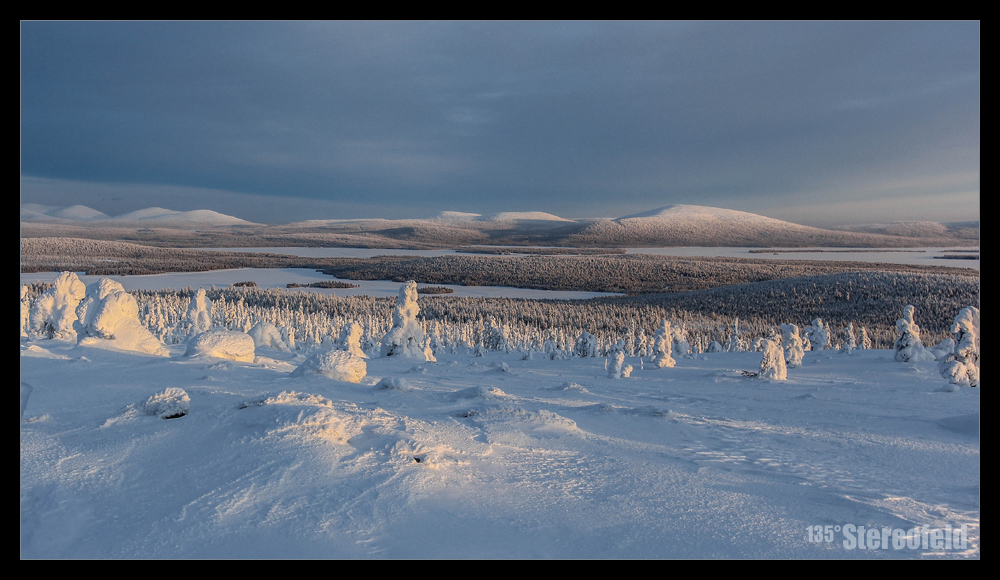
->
650 320 676 368
292 349 367 383
187 288 213 335
339 322 368 358
726 319 744 352
939 306 979 387
248 320 291 352
894 305 932 362
186 330 255 362
28 271 87 340
671 324 691 358
839 323 857 355
758 337 787 381
574 331 599 358
607 342 633 379
858 326 872 350
75 278 169 356
380 281 430 360
142 387 190 419
21 286 31 338
780 324 804 368
804 318 829 351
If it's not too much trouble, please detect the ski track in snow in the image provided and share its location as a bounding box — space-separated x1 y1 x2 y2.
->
21 340 979 559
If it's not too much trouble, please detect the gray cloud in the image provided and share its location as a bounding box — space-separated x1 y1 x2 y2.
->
20 21 979 225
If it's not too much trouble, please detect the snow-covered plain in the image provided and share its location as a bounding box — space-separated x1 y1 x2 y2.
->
21 324 979 559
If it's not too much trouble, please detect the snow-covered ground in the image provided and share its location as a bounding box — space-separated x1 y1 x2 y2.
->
21 336 979 559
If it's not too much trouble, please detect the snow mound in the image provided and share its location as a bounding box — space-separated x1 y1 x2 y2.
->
451 386 509 400
376 377 413 391
186 330 256 363
142 388 190 419
292 349 368 383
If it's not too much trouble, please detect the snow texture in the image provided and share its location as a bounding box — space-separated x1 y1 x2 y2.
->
186 330 256 362
292 349 368 383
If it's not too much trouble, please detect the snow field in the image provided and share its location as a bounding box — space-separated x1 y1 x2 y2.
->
21 336 979 559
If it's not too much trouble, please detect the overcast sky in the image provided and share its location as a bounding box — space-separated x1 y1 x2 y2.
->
20 21 979 226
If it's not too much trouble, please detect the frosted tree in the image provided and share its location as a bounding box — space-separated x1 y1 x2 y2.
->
574 331 599 358
894 305 928 362
29 271 87 340
726 318 744 352
780 323 804 368
858 326 872 350
839 323 857 355
380 281 430 360
74 278 169 356
607 341 633 379
187 288 213 335
339 322 368 358
671 323 691 358
20 286 31 338
804 318 829 351
758 335 787 380
939 306 979 387
650 320 676 368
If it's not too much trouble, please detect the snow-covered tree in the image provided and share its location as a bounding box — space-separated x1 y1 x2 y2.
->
780 323 804 368
20 286 31 338
380 281 430 360
607 341 633 379
894 305 929 362
939 306 979 387
574 331 599 358
74 278 169 356
650 320 676 368
839 323 857 355
858 326 872 350
804 318 829 351
29 271 87 340
187 288 213 336
338 322 368 358
758 336 787 381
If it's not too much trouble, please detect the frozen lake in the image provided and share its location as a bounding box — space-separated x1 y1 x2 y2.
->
19 268 620 300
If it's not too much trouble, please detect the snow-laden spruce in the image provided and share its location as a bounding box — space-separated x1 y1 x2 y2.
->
650 320 676 368
780 323 804 368
804 318 829 351
339 322 368 358
758 334 788 380
75 278 169 356
380 281 433 361
894 305 932 362
28 271 87 340
839 322 857 355
187 288 213 335
939 306 980 388
607 341 633 379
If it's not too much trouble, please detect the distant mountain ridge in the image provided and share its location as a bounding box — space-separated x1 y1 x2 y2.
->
20 203 978 249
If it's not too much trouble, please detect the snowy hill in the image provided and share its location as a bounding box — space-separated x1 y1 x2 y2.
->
20 205 255 227
569 205 955 247
20 204 111 222
111 207 254 226
487 211 576 223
